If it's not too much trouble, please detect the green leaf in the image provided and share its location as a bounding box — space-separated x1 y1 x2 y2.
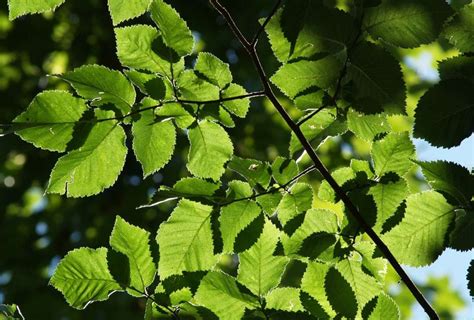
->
351 159 374 178
318 167 356 203
272 157 299 186
353 241 388 283
47 110 127 197
368 178 409 233
147 177 221 207
219 200 261 253
227 157 272 189
265 288 304 312
50 248 121 309
277 183 313 226
438 56 474 83
8 0 65 19
282 209 339 256
383 191 455 266
468 260 474 298
348 42 406 114
371 132 415 177
257 193 283 216
347 109 391 142
155 102 195 129
150 0 194 57
171 177 220 197
221 83 251 118
414 79 474 148
264 3 353 63
415 160 474 205
443 4 474 53
293 88 327 111
368 294 400 320
301 262 336 318
0 304 22 320
59 65 136 116
280 1 353 59
363 0 453 48
156 199 215 279
13 90 87 152
335 258 382 315
108 0 151 26
199 103 235 128
187 120 233 181
194 52 232 88
194 272 258 320
226 180 253 199
263 9 292 63
132 110 176 177
449 210 474 251
124 70 166 100
177 70 220 101
237 219 289 296
271 54 346 98
109 217 156 295
115 25 175 77
290 109 346 156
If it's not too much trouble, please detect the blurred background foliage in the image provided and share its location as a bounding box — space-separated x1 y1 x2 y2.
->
0 0 470 319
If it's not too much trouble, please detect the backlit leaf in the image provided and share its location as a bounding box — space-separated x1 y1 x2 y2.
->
8 0 65 19
50 248 121 309
109 217 156 294
132 110 176 178
237 219 289 296
364 0 453 48
187 120 233 181
150 0 194 57
156 199 215 279
108 0 151 25
383 191 455 266
47 110 127 197
194 272 258 320
59 65 136 115
13 91 87 152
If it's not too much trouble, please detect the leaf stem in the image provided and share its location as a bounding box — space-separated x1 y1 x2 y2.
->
209 1 439 319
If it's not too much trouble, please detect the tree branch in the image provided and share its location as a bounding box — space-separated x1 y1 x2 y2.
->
209 1 439 319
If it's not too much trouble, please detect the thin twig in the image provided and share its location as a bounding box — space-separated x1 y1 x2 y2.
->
220 165 317 206
123 285 178 318
209 1 439 319
177 91 265 104
296 104 329 127
0 92 265 135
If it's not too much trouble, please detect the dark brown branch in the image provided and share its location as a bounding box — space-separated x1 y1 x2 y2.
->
209 1 439 319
